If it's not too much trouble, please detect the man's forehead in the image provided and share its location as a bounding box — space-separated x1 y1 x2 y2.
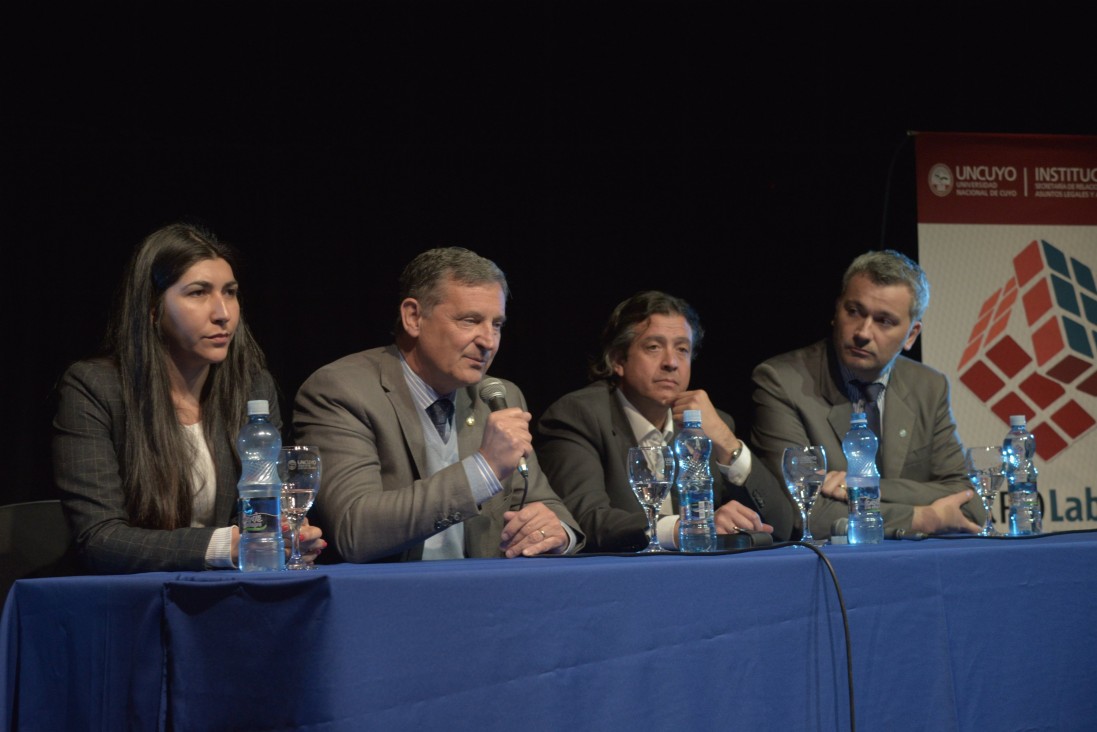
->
437 279 505 303
842 276 914 316
634 314 693 342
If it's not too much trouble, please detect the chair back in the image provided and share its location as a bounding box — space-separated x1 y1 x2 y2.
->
0 499 80 607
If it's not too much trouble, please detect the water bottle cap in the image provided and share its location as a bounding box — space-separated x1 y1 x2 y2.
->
683 409 702 424
247 399 270 416
1009 415 1026 427
850 411 867 425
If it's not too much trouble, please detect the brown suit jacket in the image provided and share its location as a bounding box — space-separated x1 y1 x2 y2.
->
294 345 583 562
751 339 983 538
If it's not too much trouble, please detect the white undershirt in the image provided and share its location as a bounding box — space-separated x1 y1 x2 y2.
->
613 390 755 549
182 422 235 568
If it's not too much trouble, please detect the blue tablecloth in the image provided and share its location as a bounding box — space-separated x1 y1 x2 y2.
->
4 532 1096 731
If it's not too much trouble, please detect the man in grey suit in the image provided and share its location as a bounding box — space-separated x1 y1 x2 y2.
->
294 247 583 563
751 249 983 540
538 291 795 552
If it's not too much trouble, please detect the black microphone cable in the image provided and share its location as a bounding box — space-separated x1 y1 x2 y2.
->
925 527 1097 541
552 529 1097 729
548 539 857 731
516 472 528 511
681 539 856 732
880 131 915 250
793 540 856 732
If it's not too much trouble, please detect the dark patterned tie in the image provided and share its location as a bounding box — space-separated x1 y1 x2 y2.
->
854 380 884 445
426 398 454 441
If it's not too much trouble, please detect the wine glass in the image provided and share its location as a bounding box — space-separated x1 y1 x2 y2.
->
966 446 1007 537
278 445 322 569
627 445 675 553
782 445 827 545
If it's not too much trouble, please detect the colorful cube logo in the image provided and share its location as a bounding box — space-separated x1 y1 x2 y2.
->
958 240 1097 460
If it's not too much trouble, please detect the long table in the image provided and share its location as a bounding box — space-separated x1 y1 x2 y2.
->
3 531 1096 731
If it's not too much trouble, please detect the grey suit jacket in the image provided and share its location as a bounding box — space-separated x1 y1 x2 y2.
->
52 358 280 573
293 345 583 563
537 380 796 552
751 339 983 538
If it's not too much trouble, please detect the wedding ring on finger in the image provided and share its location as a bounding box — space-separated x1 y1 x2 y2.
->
538 528 547 540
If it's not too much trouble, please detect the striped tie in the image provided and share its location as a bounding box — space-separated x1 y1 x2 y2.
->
854 380 884 446
426 398 454 441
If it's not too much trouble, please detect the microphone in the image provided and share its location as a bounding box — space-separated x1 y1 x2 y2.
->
477 378 529 478
885 527 928 541
831 518 927 541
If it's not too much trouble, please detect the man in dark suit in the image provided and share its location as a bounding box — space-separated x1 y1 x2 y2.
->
537 291 795 553
751 249 983 540
294 247 583 563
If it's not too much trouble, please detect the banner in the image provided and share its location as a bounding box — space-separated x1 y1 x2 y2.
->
916 132 1097 531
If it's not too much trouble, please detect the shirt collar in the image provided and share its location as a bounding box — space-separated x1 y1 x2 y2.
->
614 389 673 445
837 361 891 402
400 354 456 412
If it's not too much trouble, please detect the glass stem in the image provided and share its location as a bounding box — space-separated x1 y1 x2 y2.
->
647 506 659 548
290 520 302 562
800 508 811 542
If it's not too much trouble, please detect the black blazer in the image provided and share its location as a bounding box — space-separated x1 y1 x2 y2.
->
537 379 795 552
52 358 280 573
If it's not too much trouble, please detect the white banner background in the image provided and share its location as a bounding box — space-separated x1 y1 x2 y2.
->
917 133 1097 532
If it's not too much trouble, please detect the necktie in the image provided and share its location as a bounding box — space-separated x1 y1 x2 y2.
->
853 381 884 444
426 398 454 442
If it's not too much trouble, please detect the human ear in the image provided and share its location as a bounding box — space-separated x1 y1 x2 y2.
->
400 298 422 337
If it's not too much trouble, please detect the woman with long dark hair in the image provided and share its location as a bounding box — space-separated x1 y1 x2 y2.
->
53 222 323 573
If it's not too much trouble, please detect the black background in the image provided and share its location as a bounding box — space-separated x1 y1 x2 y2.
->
5 2 1094 505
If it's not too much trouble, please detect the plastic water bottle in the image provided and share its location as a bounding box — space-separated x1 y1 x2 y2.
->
674 409 716 552
1003 415 1042 535
843 412 883 544
236 399 285 571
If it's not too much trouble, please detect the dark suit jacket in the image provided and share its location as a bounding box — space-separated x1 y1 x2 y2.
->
536 380 796 552
51 358 280 573
751 339 983 538
293 345 584 563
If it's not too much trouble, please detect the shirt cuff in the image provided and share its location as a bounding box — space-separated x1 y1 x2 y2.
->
205 526 236 569
558 523 579 554
656 514 679 550
465 453 504 505
717 442 753 486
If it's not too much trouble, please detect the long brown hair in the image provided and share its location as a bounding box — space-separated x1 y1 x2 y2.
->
105 222 268 529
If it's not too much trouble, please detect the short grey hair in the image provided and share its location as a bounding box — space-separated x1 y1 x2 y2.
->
395 247 510 333
841 249 930 322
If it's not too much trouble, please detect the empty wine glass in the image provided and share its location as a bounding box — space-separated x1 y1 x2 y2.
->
966 445 1007 537
627 445 675 553
782 445 827 545
278 445 322 569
